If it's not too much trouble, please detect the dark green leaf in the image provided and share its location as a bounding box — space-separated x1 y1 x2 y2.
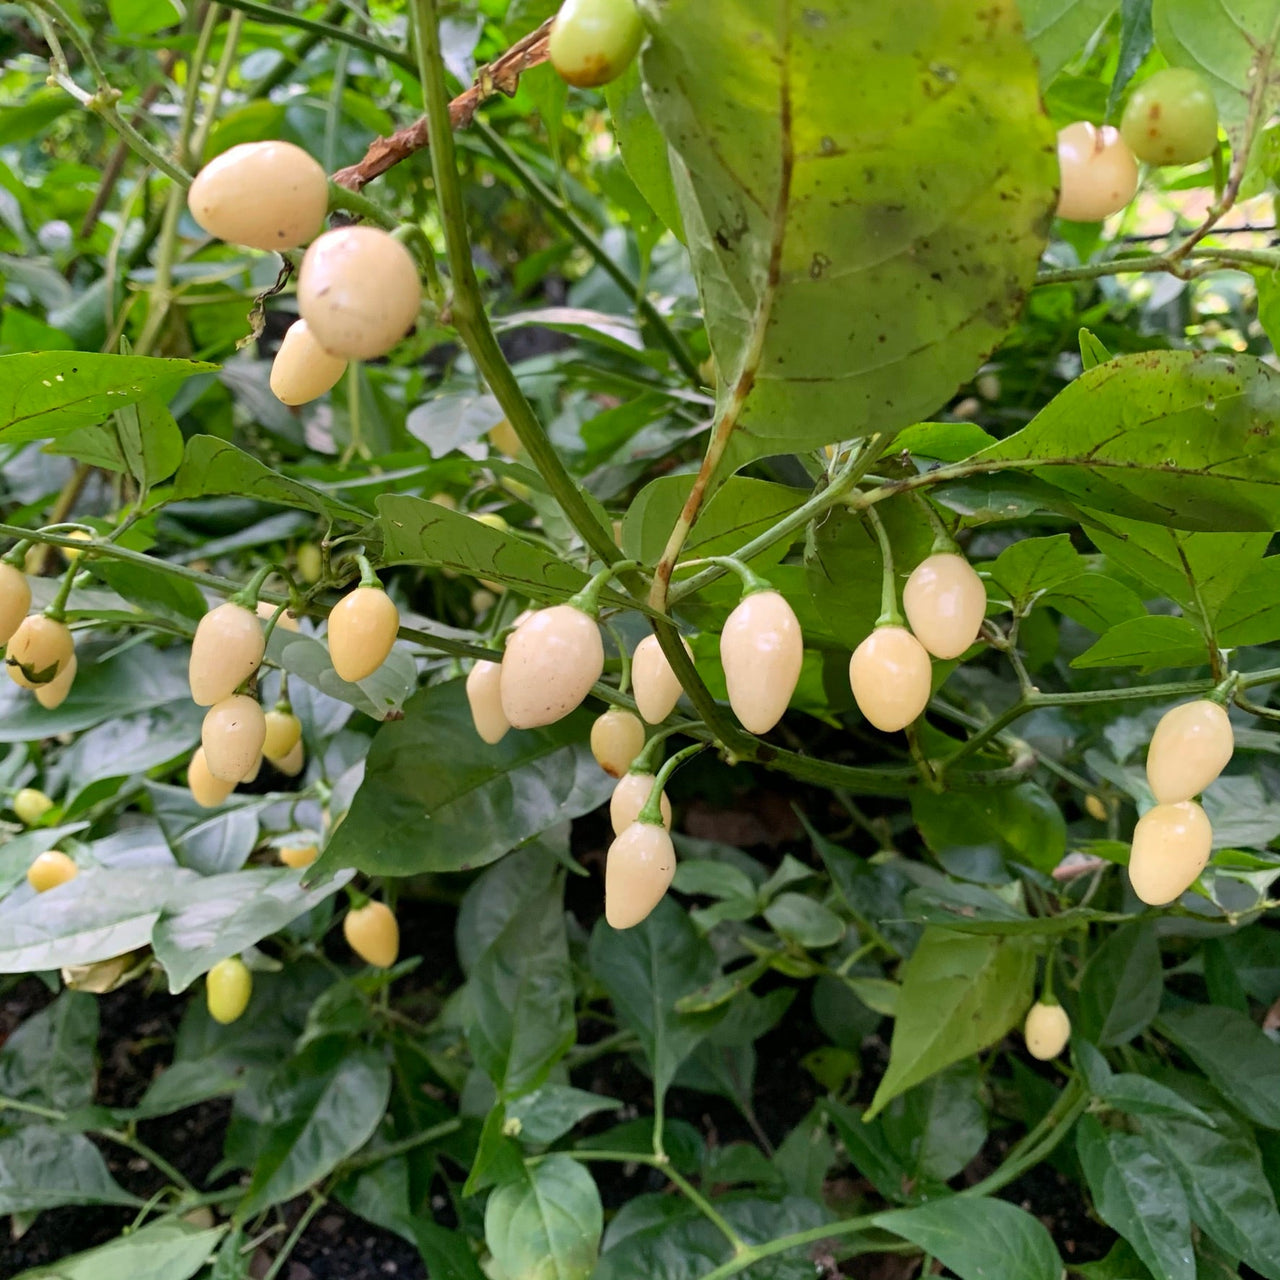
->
469 875 576 1098
1020 0 1120 84
311 681 613 879
879 1063 987 1185
1107 0 1156 118
867 928 1036 1117
990 533 1088 603
978 352 1280 531
605 63 685 241
911 783 1067 877
1076 1114 1195 1280
238 1039 391 1216
0 1127 138 1213
588 898 722 1105
0 352 215 445
1077 922 1163 1046
873 1195 1062 1280
1041 572 1147 632
89 559 207 624
505 1085 621 1147
0 990 98 1112
1156 1005 1280 1129
1071 615 1210 672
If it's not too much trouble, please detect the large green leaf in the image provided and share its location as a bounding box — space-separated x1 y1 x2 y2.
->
975 352 1280 531
1077 922 1163 1046
588 898 723 1107
0 991 98 1112
1071 615 1211 672
638 0 1056 471
171 436 370 524
1019 0 1120 84
310 681 613 879
1153 0 1280 149
468 875 577 1098
0 351 216 445
910 782 1066 878
237 1039 391 1217
484 1156 603 1280
867 927 1035 1117
873 1196 1062 1280
1141 1073 1280 1280
10 1220 224 1280
1156 1005 1280 1129
1077 1115 1195 1280
0 1127 139 1214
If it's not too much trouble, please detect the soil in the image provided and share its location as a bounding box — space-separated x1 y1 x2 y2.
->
0 780 1123 1279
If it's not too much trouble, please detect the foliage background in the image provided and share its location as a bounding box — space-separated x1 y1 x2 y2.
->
4 1 1280 1279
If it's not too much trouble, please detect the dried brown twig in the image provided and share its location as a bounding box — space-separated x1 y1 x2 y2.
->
331 18 553 192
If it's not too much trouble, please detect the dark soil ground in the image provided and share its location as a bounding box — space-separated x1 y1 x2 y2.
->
1 777 1127 1280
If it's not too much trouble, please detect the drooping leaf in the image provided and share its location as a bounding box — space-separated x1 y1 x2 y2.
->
588 898 723 1107
873 1195 1062 1280
310 681 613 879
468 874 577 1098
0 351 216 445
974 352 1280 531
237 1039 392 1217
867 927 1035 1117
639 0 1056 472
484 1156 603 1280
1077 1115 1195 1280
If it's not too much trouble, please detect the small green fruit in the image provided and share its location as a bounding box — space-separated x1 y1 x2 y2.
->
549 0 644 89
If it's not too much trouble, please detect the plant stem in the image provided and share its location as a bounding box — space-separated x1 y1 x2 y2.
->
338 1118 462 1173
864 506 901 627
261 1191 326 1280
410 0 622 573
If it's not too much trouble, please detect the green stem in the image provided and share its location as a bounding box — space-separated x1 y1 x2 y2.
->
45 559 79 620
568 561 640 617
863 506 901 627
260 1190 326 1280
473 124 701 386
637 742 707 825
175 5 223 170
410 0 622 574
217 0 399 66
338 1118 462 1174
230 563 276 609
327 181 398 230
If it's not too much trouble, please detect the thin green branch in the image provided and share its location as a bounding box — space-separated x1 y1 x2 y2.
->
410 0 622 572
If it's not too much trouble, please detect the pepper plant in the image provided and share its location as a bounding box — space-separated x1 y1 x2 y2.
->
4 2 1280 1279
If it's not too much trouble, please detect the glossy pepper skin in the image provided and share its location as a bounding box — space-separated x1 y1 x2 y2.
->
466 660 510 744
6 615 74 689
327 586 400 683
848 626 932 732
549 0 644 88
1056 122 1139 222
1120 68 1219 165
206 957 253 1025
591 709 646 778
0 563 31 645
605 821 676 929
499 605 604 729
631 633 690 724
27 850 78 893
609 772 672 835
189 602 264 706
902 553 987 660
1128 800 1213 906
1145 700 1233 804
202 695 268 783
719 590 803 734
1024 1001 1071 1060
344 901 400 968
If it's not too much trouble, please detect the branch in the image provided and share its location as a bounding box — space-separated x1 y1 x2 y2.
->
332 19 553 192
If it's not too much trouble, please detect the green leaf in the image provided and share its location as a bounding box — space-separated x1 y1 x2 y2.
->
1040 572 1147 632
0 1126 138 1213
504 1085 621 1147
1097 1074 1214 1126
640 0 1056 471
0 352 215 445
911 783 1067 877
378 492 613 603
1156 1005 1280 1129
866 927 1035 1118
468 875 577 1098
47 395 184 488
88 559 208 624
108 0 181 35
762 893 845 948
271 629 417 720
238 1039 391 1217
1107 0 1157 118
10 1220 225 1280
1077 922 1163 1046
171 436 370 524
976 352 1280 531
588 898 722 1106
1143 1073 1280 1280
824 1099 911 1202
310 681 613 879
150 867 352 993
410 1220 489 1280
1153 0 1280 151
1077 1114 1195 1280
484 1156 603 1280
1019 0 1120 84
1070 615 1210 672
990 533 1088 604
0 990 98 1112
879 1063 987 1185
873 1195 1062 1280
1213 556 1280 646
1079 327 1114 369
605 63 685 241
624 476 805 577
0 866 198 973
1087 516 1269 626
